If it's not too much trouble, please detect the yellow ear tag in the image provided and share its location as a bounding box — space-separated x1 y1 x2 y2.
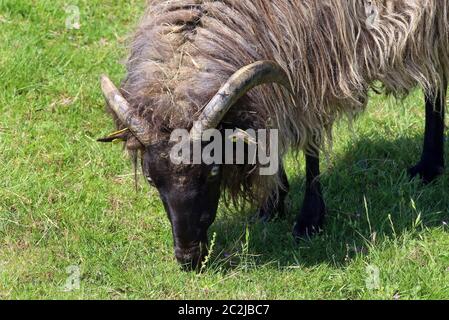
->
108 128 129 137
97 128 129 143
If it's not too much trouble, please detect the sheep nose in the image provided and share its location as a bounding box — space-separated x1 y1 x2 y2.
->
175 246 206 271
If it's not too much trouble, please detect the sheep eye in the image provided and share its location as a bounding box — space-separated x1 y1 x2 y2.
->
146 176 155 186
209 166 220 178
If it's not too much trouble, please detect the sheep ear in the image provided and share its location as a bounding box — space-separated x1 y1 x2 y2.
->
228 128 257 145
125 136 145 151
97 128 129 143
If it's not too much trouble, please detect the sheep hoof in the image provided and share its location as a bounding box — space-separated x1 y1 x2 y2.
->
408 161 444 184
293 221 323 242
292 199 326 241
255 202 286 223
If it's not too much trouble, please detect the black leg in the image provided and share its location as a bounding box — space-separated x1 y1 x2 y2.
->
257 166 289 222
409 83 447 183
293 152 326 239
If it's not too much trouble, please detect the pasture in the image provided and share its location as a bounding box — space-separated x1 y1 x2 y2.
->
0 0 448 299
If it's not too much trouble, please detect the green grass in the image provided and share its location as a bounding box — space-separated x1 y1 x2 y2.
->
1 0 448 300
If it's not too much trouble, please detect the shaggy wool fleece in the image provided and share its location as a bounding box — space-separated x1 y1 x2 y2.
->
115 0 449 205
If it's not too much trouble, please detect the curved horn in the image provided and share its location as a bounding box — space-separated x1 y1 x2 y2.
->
190 61 292 140
100 75 152 145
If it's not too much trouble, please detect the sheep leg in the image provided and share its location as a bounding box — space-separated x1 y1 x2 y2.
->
293 153 326 239
409 83 447 183
257 166 289 222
